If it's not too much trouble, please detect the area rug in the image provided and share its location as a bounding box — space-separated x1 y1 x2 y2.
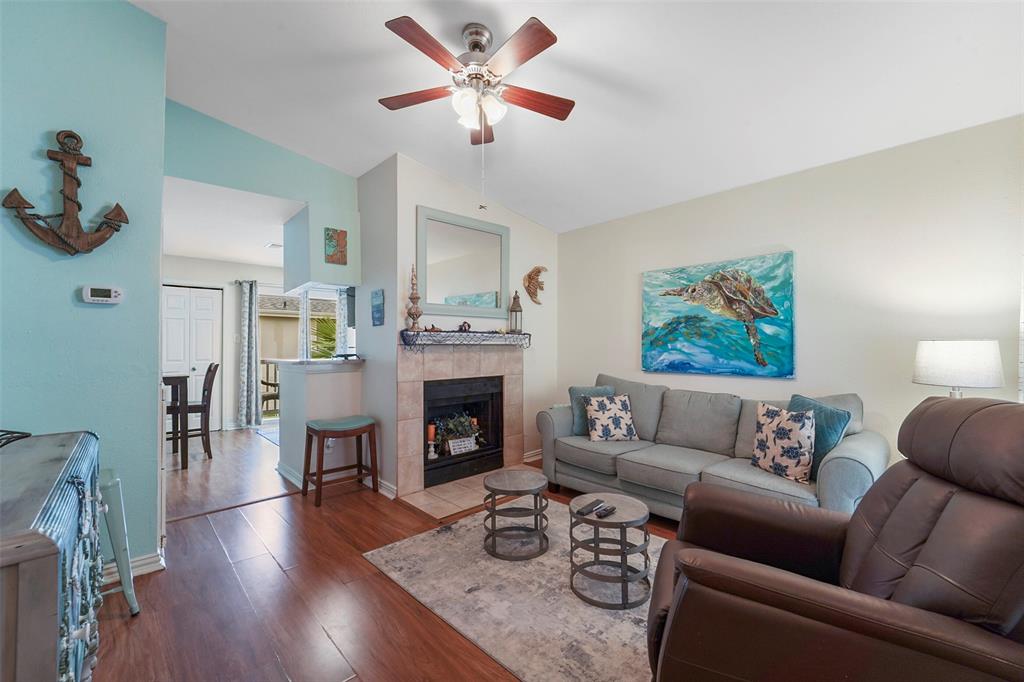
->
364 498 666 682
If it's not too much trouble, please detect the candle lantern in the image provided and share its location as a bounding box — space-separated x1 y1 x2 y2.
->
508 290 523 334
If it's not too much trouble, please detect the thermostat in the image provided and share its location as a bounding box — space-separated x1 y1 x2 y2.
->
81 286 124 304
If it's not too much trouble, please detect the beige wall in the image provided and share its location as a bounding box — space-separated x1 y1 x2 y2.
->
558 116 1023 449
162 254 284 428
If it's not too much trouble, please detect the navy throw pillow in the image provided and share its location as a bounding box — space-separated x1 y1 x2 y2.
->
788 394 852 479
569 385 615 436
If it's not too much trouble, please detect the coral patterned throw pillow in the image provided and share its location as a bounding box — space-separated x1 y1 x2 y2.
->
583 394 638 442
752 402 815 483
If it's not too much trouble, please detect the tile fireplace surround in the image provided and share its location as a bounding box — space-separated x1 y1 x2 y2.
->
396 345 524 498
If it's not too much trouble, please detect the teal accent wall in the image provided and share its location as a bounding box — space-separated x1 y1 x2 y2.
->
1 2 167 557
164 101 361 289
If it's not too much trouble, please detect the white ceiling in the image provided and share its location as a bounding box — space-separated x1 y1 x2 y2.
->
138 1 1023 233
162 177 305 267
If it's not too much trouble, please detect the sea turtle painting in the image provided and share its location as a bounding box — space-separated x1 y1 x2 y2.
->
660 269 779 367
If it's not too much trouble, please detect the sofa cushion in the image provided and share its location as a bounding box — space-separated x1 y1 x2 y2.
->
789 394 852 479
553 436 652 476
618 444 728 495
656 389 741 455
734 394 864 458
569 385 614 436
701 457 819 506
583 394 638 442
752 402 815 484
596 374 668 442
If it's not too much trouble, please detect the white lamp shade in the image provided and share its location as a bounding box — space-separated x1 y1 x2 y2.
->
451 88 478 119
480 91 507 125
913 339 1004 389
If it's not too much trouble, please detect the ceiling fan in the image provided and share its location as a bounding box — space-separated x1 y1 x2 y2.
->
379 16 575 145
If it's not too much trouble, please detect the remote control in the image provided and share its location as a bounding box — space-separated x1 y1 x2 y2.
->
575 499 605 516
595 505 616 519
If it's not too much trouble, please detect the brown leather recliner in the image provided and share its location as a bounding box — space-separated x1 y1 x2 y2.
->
647 397 1024 681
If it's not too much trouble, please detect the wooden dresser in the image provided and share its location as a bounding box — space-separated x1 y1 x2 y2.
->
0 432 104 682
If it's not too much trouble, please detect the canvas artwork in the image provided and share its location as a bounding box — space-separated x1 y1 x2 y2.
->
324 228 348 265
371 288 385 326
642 251 794 377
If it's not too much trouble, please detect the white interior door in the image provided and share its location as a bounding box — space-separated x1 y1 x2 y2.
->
162 287 189 377
189 288 222 431
161 285 223 432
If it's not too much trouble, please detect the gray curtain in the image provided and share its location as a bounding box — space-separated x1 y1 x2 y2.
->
336 286 349 356
238 280 262 427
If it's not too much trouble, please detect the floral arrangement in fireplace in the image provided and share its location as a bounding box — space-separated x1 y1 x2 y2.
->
434 413 485 456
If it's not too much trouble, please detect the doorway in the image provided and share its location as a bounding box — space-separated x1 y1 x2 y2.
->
161 284 223 431
160 176 306 521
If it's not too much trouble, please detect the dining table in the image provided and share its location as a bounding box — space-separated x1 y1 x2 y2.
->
162 374 190 469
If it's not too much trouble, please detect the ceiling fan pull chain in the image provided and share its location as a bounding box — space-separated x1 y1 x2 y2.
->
479 106 487 210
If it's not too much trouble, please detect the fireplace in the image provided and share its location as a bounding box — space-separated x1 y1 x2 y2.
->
423 376 503 487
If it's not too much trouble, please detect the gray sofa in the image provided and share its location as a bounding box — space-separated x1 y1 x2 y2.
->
537 374 890 519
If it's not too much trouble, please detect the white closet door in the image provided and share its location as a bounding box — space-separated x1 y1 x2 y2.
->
162 287 190 377
161 285 223 433
189 288 222 431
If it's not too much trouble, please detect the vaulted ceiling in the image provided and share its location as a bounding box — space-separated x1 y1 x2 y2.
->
136 1 1023 232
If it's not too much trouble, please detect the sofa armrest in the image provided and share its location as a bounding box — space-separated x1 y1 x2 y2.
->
536 404 573 481
679 483 849 584
672 549 1024 681
816 430 890 514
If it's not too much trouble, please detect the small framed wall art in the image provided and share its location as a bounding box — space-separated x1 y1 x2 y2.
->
371 288 385 326
324 227 348 265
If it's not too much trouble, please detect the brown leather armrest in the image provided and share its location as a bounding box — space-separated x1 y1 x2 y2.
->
678 549 1024 680
679 482 849 583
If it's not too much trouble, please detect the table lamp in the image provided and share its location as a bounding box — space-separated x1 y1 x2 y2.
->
913 339 1004 398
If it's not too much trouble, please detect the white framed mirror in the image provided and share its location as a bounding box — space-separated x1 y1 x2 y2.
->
416 206 509 319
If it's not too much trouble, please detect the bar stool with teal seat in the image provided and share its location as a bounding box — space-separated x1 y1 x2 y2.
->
303 415 378 506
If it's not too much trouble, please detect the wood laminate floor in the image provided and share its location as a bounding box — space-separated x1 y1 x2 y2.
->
101 465 677 681
165 428 297 521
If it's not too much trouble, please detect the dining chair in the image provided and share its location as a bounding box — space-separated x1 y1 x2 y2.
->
166 362 220 459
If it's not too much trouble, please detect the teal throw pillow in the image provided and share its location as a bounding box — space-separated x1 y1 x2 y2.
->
788 394 852 479
569 385 614 436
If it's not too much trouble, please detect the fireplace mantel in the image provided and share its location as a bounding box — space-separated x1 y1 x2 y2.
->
399 330 531 352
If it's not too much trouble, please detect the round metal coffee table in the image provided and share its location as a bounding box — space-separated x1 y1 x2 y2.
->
569 492 651 609
483 469 549 561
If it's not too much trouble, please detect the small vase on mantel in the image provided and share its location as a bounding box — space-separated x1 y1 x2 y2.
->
407 264 423 332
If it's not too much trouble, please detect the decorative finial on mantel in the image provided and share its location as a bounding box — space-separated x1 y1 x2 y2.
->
406 264 423 331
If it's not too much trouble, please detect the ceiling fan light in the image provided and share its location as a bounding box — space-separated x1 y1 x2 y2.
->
480 91 507 125
451 87 479 119
457 113 480 130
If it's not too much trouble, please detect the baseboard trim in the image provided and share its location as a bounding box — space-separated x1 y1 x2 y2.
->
377 479 397 499
102 551 166 585
278 463 397 499
276 462 303 488
523 449 542 462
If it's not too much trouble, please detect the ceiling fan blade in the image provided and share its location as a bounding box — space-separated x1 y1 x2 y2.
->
470 119 494 145
501 85 575 121
379 86 452 110
385 16 464 72
485 17 557 78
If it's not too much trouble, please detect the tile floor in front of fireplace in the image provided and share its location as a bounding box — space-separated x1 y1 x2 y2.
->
400 462 538 519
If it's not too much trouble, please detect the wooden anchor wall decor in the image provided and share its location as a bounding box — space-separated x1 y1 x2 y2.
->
3 130 128 255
